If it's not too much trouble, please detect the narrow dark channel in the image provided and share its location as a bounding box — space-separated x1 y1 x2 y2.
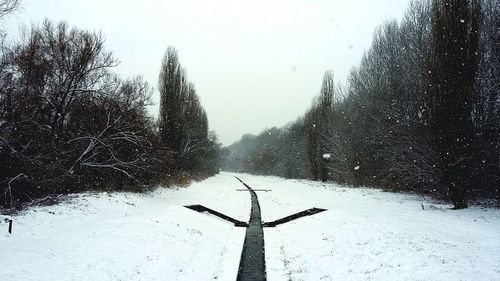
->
235 176 267 281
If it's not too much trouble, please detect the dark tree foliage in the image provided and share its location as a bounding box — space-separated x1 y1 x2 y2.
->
223 0 498 207
473 0 500 202
0 21 157 208
0 22 221 209
223 129 282 176
158 46 221 176
223 125 309 178
306 71 334 182
427 0 482 209
158 47 185 156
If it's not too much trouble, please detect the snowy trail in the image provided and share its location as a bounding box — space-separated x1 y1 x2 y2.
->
0 173 248 281
237 175 500 281
234 176 266 281
1 172 499 281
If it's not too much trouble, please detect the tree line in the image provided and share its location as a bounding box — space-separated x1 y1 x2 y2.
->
0 5 221 209
223 0 499 208
158 47 221 176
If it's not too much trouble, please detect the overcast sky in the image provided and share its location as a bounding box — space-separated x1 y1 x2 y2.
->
4 0 412 145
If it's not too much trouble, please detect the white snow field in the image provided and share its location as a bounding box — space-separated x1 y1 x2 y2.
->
1 172 499 281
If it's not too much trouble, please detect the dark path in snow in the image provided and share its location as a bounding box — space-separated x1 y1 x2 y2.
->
183 176 326 280
184 204 249 227
262 207 326 227
235 176 267 281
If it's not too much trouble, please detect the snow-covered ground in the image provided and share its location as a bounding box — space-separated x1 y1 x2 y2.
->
1 172 499 281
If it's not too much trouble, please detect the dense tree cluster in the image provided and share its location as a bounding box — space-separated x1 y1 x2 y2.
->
223 0 499 208
158 47 221 175
0 18 221 208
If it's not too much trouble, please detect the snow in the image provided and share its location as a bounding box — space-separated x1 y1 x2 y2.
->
0 175 248 281
243 175 500 281
1 172 500 281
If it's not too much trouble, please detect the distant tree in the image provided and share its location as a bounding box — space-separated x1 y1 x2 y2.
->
178 83 210 170
281 119 310 179
157 46 220 175
158 46 185 157
222 0 498 205
305 108 321 180
197 131 222 175
306 71 334 181
427 0 482 208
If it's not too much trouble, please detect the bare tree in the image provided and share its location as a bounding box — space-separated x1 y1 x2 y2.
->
65 76 154 182
0 20 157 207
0 0 19 18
